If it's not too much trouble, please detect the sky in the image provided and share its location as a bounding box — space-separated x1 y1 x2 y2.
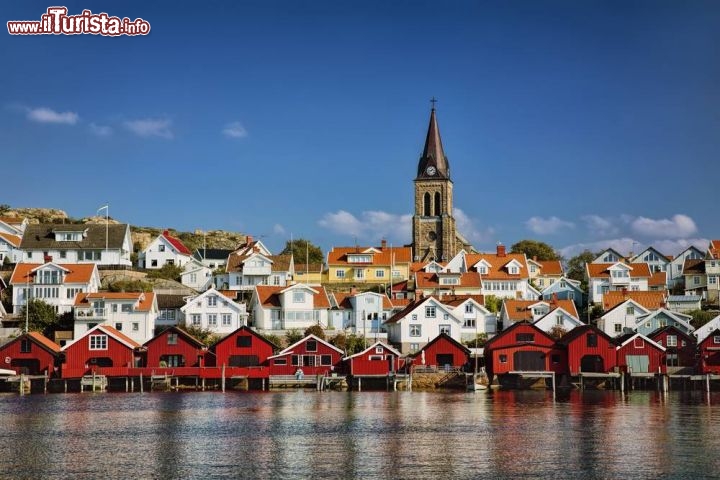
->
2 1 720 259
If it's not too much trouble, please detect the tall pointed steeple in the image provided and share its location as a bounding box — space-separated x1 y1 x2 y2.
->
417 106 450 179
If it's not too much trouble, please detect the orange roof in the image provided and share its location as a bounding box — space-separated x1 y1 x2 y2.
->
537 260 563 276
710 240 720 259
10 263 96 284
74 292 156 311
503 299 579 322
218 290 238 300
465 252 529 280
327 246 412 266
255 285 331 309
99 324 142 348
439 294 485 308
415 272 482 288
225 242 269 272
0 216 24 226
390 298 412 308
0 232 21 247
586 262 652 278
649 271 667 287
27 331 62 353
602 291 667 311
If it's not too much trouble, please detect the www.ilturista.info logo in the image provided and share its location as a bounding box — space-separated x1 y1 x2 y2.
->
7 7 150 36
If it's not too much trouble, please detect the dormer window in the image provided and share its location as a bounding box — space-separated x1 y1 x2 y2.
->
509 266 518 275
478 266 487 275
293 291 305 303
348 254 372 263
159 244 166 252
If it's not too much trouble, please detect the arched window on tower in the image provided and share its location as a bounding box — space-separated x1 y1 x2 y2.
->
424 193 431 216
434 192 441 216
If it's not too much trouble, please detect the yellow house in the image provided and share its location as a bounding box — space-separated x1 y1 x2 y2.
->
293 262 325 285
527 258 564 290
326 241 412 284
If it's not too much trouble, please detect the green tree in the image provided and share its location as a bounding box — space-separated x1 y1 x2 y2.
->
510 240 561 261
464 333 488 347
280 238 324 265
688 309 718 329
20 299 58 334
304 324 326 340
548 325 568 340
484 295 502 313
262 333 283 351
0 204 10 214
285 328 303 346
566 250 596 285
108 279 154 292
146 263 184 281
177 324 217 345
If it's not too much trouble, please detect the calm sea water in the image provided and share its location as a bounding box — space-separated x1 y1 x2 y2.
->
1 389 719 479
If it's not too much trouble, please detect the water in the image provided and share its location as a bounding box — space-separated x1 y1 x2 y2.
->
1 390 719 479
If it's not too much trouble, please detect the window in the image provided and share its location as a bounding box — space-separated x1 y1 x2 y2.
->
499 354 507 363
121 304 132 313
614 324 622 333
20 339 31 353
375 346 384 354
556 315 563 326
321 355 332 366
236 336 252 348
306 339 317 352
151 260 158 267
115 323 123 331
376 270 385 278
710 276 718 285
516 333 534 342
439 325 451 335
714 336 720 345
666 335 677 347
222 314 232 326
167 333 178 345
89 334 108 350
694 276 700 285
336 270 345 278
293 291 305 303
273 275 280 285
633 337 644 348
208 314 218 327
159 244 165 252
465 304 474 314
478 266 487 275
425 306 436 318
410 325 421 337
508 266 518 275
410 343 419 352
132 323 139 331
274 358 287 366
464 318 476 328
587 333 598 347
192 314 201 326
444 314 449 320
626 306 634 315
412 314 417 321
208 296 217 307
355 269 365 279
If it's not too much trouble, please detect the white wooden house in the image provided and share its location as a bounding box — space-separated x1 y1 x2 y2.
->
138 230 193 269
73 292 158 344
180 287 248 336
250 284 331 335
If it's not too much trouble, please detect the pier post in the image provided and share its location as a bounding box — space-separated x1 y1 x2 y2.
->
64 380 68 393
125 377 128 392
707 374 711 392
140 373 144 393
620 372 624 393
221 364 226 393
44 373 48 394
20 374 25 395
358 377 361 392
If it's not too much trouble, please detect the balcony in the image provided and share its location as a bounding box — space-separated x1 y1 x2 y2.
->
75 308 106 319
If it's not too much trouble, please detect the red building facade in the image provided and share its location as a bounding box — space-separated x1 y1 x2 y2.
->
344 342 402 376
698 329 720 374
211 325 276 368
0 332 61 376
649 326 696 371
410 332 470 370
615 333 666 374
144 327 206 368
557 325 617 376
62 325 140 378
268 335 344 376
484 322 566 379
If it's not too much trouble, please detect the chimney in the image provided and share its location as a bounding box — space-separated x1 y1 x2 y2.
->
163 230 169 236
350 286 357 296
246 235 253 245
381 239 387 249
622 287 628 299
416 290 424 299
497 243 506 257
44 255 52 263
533 255 537 261
551 293 558 304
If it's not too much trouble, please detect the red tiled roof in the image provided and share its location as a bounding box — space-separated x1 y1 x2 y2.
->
0 232 21 247
27 331 62 353
504 299 578 322
438 294 485 308
99 324 142 348
255 285 331 309
602 291 666 311
465 252 530 280
0 216 24 226
327 246 412 266
586 262 652 278
415 272 482 288
537 260 563 276
162 230 191 255
390 298 412 308
710 240 720 259
74 292 156 311
10 263 96 284
649 271 667 287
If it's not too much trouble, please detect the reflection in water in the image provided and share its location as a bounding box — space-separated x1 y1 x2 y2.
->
1 390 720 479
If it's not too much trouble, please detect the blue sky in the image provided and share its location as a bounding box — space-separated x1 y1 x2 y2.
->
3 1 719 258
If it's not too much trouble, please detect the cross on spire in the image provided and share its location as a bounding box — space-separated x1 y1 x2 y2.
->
430 97 438 110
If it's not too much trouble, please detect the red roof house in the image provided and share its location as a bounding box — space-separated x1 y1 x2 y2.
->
61 324 141 378
143 326 206 368
343 341 403 376
268 334 344 376
615 333 666 374
0 332 61 376
649 326 695 372
556 325 617 376
697 328 720 375
211 325 277 368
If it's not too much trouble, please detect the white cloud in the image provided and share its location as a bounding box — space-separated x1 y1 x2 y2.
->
631 214 697 238
525 216 574 235
651 238 709 256
89 123 113 136
318 210 411 243
581 215 619 236
222 121 248 139
559 237 639 259
454 208 495 244
273 224 286 235
26 107 78 125
124 118 173 139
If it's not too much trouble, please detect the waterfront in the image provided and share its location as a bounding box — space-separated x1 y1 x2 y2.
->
1 390 720 479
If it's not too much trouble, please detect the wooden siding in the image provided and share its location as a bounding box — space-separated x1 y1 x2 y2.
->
0 334 59 376
414 334 469 369
347 345 401 376
616 339 666 374
269 338 342 376
562 326 617 376
144 328 205 368
62 334 137 379
484 322 565 377
212 326 275 368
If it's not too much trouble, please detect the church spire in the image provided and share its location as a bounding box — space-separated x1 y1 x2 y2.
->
417 100 450 179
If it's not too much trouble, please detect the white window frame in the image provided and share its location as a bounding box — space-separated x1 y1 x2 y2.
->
89 334 107 350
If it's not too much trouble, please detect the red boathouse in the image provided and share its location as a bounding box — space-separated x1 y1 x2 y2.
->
143 326 206 368
649 326 696 373
615 333 666 374
61 324 141 378
409 332 470 371
0 332 61 376
268 334 344 376
211 325 277 368
556 325 617 376
697 328 720 374
343 341 402 376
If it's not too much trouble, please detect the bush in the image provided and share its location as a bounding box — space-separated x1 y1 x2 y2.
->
464 333 488 347
304 324 326 340
285 328 303 346
146 263 184 281
177 324 218 345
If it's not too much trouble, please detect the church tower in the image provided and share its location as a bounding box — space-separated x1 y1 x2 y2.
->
412 105 458 262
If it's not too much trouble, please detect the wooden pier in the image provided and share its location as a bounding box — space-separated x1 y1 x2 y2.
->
80 374 107 392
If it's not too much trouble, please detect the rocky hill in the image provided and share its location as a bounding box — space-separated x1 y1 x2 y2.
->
0 206 246 252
